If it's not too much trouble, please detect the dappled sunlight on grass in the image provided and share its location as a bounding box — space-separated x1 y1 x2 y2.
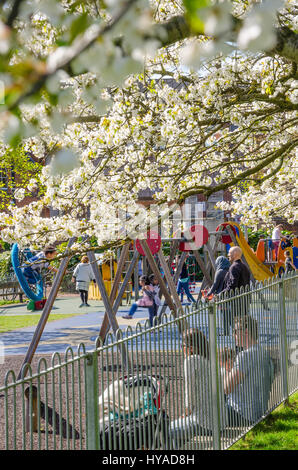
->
230 393 298 450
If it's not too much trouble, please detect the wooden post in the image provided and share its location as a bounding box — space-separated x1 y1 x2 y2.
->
205 240 217 272
139 240 177 316
87 250 120 335
173 252 188 284
99 249 140 341
183 227 213 286
158 250 184 312
198 232 222 298
192 249 213 286
159 251 187 317
134 243 139 301
168 240 180 269
98 244 130 341
18 238 76 380
88 250 131 372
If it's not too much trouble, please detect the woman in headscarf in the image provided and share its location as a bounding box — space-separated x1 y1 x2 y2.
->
206 256 231 336
206 256 230 296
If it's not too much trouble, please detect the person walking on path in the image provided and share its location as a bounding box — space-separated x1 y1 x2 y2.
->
72 256 96 307
177 262 196 303
220 246 251 335
122 275 155 325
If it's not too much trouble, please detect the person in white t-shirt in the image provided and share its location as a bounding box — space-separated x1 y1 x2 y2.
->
169 329 218 447
272 224 283 260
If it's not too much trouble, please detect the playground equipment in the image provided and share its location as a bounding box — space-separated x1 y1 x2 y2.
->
10 220 296 442
88 258 119 300
15 219 293 381
217 223 274 282
215 221 298 281
11 244 46 310
256 236 298 276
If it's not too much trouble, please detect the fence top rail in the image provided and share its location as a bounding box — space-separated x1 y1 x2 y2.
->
0 272 297 390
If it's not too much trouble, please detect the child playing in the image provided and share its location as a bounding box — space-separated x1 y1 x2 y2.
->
149 274 162 321
122 275 155 325
22 245 58 284
72 256 96 307
284 250 296 274
177 262 196 303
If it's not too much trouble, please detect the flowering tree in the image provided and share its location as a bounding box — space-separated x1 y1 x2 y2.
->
0 0 297 251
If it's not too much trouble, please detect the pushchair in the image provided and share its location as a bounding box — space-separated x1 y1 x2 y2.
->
98 375 169 450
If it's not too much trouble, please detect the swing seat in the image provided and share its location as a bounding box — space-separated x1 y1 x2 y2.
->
11 243 44 301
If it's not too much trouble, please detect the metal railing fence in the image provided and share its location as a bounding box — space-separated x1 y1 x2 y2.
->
0 272 297 450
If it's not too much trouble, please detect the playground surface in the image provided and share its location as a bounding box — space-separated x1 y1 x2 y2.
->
0 293 197 356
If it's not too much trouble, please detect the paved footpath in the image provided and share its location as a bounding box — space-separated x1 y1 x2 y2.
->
0 295 159 356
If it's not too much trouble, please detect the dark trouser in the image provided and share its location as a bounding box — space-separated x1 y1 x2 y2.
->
148 304 157 327
79 290 88 304
128 303 156 326
222 306 233 336
177 280 196 302
23 267 39 285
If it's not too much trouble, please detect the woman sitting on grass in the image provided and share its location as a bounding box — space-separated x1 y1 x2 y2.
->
169 328 213 447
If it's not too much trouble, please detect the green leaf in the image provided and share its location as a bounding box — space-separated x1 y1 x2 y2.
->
183 0 211 32
69 13 90 43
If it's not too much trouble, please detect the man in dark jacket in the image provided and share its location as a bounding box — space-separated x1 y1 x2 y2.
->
223 247 251 293
221 246 251 335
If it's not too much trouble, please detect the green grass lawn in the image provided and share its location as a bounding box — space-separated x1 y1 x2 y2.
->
230 392 298 450
0 299 23 306
0 314 80 332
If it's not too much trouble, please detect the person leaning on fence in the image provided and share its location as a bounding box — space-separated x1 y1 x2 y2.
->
169 328 215 447
72 256 96 307
206 256 230 296
219 246 251 335
224 315 273 427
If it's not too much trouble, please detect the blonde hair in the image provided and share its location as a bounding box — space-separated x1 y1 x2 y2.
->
81 256 89 263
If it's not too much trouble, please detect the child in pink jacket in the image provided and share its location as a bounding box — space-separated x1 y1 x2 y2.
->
122 275 155 325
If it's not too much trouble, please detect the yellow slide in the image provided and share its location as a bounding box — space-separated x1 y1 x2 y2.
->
229 222 274 282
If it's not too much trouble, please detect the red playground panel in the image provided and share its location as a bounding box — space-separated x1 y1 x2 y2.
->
180 225 209 252
216 223 237 245
136 231 161 255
